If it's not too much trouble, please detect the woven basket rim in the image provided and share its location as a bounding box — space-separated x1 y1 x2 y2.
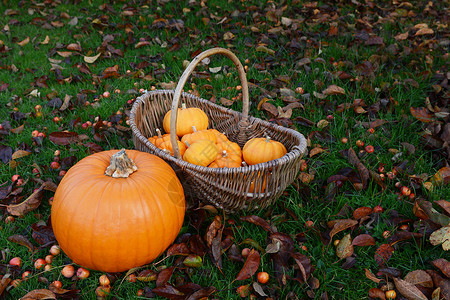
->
130 89 307 175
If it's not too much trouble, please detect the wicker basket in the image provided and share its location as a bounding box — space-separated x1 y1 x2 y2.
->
130 48 307 212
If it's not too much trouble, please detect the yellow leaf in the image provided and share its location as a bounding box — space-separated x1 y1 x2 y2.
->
17 36 30 46
84 53 101 64
12 150 31 160
309 147 325 157
316 119 329 129
41 35 50 44
415 27 434 36
430 226 450 251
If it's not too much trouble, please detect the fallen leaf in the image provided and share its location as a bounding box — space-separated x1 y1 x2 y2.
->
41 35 50 44
183 255 202 268
404 270 434 288
220 97 234 107
309 147 325 158
240 215 273 233
352 234 376 246
430 226 450 251
415 27 434 36
353 207 373 220
17 36 30 46
11 149 31 159
316 119 329 129
84 53 101 63
56 51 72 58
426 270 450 299
7 234 34 252
322 85 345 95
291 252 312 282
21 289 56 299
0 275 12 297
368 287 386 299
49 131 79 145
206 216 221 248
256 45 275 55
0 145 13 164
235 249 260 281
66 43 82 51
374 244 394 267
336 234 354 259
10 124 24 134
166 243 191 257
156 266 175 287
365 269 381 284
7 183 46 216
394 277 428 300
252 282 268 297
152 284 185 298
434 167 450 185
411 107 435 123
136 269 157 282
329 219 358 240
395 32 409 41
435 200 450 216
341 148 370 189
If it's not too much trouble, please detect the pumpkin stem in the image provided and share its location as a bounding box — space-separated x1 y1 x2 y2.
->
222 150 228 158
242 161 248 167
156 128 162 138
181 103 187 109
105 149 138 178
184 141 191 147
265 136 271 143
192 125 197 132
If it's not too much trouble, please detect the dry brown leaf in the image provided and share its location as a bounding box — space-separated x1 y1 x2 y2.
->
352 234 376 246
223 31 235 41
353 207 373 220
21 289 56 299
277 106 292 118
298 172 314 184
261 102 278 117
435 200 450 216
7 181 56 216
365 269 381 284
394 277 428 300
322 85 345 95
309 147 325 158
430 226 450 251
41 35 50 44
256 45 275 55
404 270 434 288
11 150 32 160
431 258 450 278
56 51 73 58
84 53 101 64
415 27 434 36
316 119 329 129
10 124 24 134
336 234 353 259
66 43 82 51
17 36 30 46
257 97 270 110
434 167 450 185
395 32 409 41
329 219 358 240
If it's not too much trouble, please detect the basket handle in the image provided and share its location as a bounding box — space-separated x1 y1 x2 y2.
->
170 47 250 159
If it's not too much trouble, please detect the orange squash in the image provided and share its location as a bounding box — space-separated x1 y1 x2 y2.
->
51 149 185 272
181 126 217 145
163 103 208 137
208 129 228 143
209 150 241 168
216 140 242 159
159 139 187 156
183 140 219 167
149 128 171 147
242 137 287 165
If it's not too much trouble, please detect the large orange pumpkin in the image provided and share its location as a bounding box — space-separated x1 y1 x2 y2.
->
51 149 185 273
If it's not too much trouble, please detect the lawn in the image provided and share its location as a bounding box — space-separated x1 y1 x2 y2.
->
0 0 449 299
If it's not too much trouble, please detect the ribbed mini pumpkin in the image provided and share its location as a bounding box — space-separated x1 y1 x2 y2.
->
242 137 287 165
163 103 208 137
51 149 185 273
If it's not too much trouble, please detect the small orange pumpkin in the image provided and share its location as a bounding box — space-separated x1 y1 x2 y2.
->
51 149 185 272
181 126 217 145
183 140 219 167
216 140 242 159
159 139 187 156
242 137 287 165
163 103 208 137
209 150 242 168
149 128 172 147
208 129 228 143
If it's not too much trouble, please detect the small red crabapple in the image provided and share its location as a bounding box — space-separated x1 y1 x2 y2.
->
305 220 314 228
99 274 110 286
45 255 53 264
373 205 384 213
61 265 75 278
50 161 60 170
12 174 20 182
102 91 110 98
9 257 21 267
22 271 31 280
241 248 251 258
77 267 90 279
367 128 375 134
32 130 39 138
50 245 60 256
53 116 61 123
52 280 62 289
356 140 364 147
401 186 411 196
59 170 66 177
81 123 88 130
341 137 348 144
34 258 46 269
365 145 374 153
5 216 15 224
37 132 46 138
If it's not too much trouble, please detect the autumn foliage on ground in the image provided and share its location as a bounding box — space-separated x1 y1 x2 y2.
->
0 0 449 299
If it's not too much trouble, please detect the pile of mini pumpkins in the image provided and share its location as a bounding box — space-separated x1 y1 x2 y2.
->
148 104 287 168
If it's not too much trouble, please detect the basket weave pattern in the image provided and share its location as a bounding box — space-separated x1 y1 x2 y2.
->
130 48 307 212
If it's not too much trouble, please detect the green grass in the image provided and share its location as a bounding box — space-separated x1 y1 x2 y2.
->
1 0 449 299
